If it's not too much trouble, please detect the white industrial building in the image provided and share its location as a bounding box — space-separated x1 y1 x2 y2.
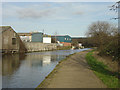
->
43 37 51 43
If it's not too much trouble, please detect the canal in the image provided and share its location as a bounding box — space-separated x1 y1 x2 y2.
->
2 48 89 88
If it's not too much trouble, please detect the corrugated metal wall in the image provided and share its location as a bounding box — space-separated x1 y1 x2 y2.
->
32 33 43 42
56 35 71 43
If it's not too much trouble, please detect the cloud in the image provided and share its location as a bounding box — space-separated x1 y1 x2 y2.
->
73 11 83 15
2 3 55 19
2 2 117 37
2 2 85 20
2 2 84 20
15 3 74 20
17 8 55 19
3 2 115 22
2 4 22 18
1 0 117 2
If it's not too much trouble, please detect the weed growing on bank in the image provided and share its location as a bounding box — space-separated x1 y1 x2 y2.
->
86 51 119 88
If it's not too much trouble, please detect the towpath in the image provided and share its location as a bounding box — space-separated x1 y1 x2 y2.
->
38 50 107 88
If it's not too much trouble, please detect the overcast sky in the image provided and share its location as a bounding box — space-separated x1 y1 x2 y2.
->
2 2 117 37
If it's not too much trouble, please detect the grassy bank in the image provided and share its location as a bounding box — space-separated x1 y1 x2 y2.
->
86 51 119 88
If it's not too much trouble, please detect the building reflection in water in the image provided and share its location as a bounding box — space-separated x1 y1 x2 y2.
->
2 54 26 76
0 53 2 75
0 53 2 89
1 49 89 88
1 53 62 74
42 55 51 66
24 54 60 68
2 53 66 77
2 52 66 88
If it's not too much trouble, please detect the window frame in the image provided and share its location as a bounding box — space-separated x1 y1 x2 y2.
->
12 38 16 45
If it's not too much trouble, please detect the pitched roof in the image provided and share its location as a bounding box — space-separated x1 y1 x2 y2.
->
51 35 70 37
0 26 11 33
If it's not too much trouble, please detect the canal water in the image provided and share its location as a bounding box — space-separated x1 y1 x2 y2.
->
2 48 89 88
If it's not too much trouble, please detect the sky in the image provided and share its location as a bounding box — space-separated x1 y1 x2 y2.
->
2 2 118 37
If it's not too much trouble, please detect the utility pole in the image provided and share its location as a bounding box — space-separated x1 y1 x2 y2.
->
55 31 57 43
118 1 120 33
109 1 120 33
109 1 120 20
43 29 44 36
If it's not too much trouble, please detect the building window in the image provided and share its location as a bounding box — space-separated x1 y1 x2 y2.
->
12 38 16 45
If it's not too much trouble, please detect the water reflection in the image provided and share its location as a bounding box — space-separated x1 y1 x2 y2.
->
2 48 89 88
2 52 66 88
0 53 2 90
2 54 26 76
23 54 62 68
43 55 51 66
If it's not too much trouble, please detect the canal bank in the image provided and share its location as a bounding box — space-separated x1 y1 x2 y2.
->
37 49 106 88
3 49 89 88
24 42 57 52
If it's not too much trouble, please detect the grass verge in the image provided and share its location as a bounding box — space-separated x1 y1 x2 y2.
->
85 51 120 88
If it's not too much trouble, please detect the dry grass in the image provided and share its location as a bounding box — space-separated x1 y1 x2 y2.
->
93 51 119 72
86 51 119 88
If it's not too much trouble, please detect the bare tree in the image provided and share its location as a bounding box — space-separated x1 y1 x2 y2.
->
109 1 120 20
86 21 117 51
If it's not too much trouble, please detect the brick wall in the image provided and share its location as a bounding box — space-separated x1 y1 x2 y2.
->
60 42 71 46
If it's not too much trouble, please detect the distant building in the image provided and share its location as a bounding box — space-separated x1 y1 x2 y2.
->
18 33 32 42
0 26 26 53
43 34 51 43
52 35 72 46
32 32 43 42
18 32 52 43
